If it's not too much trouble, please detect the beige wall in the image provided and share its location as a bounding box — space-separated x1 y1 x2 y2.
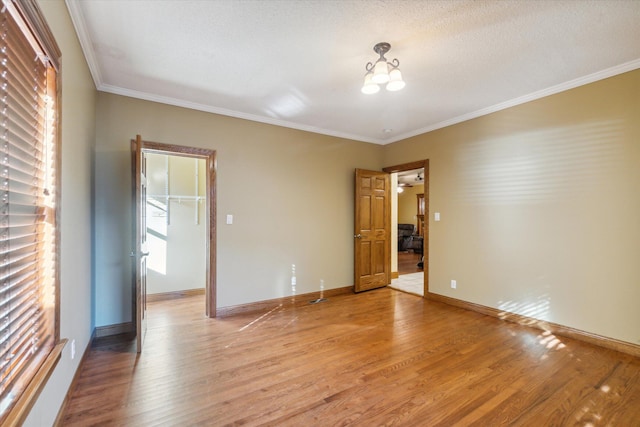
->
383 70 640 345
397 185 424 228
146 153 207 294
94 92 383 324
26 1 97 426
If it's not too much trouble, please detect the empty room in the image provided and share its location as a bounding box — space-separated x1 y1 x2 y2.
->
2 1 639 426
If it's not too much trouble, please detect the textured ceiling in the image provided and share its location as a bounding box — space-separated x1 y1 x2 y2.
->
65 0 640 144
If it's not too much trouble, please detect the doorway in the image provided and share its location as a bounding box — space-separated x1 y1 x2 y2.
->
133 139 217 332
145 153 207 299
384 160 429 297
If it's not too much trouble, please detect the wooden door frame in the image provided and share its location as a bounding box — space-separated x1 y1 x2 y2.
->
382 159 429 296
136 139 217 318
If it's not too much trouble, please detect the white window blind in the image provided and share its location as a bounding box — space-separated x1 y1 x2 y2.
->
0 0 59 421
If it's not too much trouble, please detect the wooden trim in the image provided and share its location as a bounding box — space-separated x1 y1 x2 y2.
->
383 159 429 298
423 160 429 297
426 292 640 357
12 0 61 70
138 140 217 318
391 271 399 279
147 288 205 302
217 286 354 318
130 137 138 339
54 48 63 351
382 160 426 173
3 340 67 427
132 136 144 353
208 152 217 318
95 322 134 338
53 330 95 427
142 141 216 158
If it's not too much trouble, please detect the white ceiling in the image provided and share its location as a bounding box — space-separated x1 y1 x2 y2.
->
65 0 640 145
397 169 424 187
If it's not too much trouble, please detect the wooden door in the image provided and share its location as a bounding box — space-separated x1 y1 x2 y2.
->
354 169 391 292
132 135 148 352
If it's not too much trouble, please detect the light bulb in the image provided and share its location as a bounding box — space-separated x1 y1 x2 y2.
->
361 72 380 94
386 68 405 91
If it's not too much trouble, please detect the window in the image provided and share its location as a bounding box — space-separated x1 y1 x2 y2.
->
0 1 61 424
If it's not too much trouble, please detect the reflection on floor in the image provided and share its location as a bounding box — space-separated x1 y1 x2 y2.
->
397 251 422 275
389 272 423 296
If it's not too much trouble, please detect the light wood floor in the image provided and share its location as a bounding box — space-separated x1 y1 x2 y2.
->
62 289 640 426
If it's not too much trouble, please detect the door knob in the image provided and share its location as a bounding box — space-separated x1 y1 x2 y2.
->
354 234 362 239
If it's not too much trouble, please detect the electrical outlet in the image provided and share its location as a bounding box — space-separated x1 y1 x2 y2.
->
71 339 76 360
451 280 457 289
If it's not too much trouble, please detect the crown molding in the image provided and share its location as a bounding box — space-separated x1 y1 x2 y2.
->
65 0 102 89
98 58 640 146
98 83 386 145
388 58 640 144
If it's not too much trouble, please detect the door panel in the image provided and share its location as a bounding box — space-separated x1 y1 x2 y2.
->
354 169 390 292
373 240 385 274
360 241 371 276
374 196 385 229
359 196 371 230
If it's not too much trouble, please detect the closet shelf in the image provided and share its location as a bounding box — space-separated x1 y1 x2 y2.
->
148 195 204 202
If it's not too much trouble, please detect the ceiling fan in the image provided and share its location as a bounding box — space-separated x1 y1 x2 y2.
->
415 172 423 182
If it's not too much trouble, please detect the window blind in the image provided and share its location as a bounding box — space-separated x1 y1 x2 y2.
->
0 1 58 420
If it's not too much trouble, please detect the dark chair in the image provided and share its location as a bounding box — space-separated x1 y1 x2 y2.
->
397 224 415 251
411 236 423 255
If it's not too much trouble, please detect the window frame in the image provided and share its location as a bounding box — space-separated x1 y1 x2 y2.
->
0 1 64 425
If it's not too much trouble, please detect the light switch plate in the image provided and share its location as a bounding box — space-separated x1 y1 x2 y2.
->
435 212 441 221
226 214 233 225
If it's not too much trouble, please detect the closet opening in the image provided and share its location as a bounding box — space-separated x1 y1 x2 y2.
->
133 138 216 329
145 152 207 301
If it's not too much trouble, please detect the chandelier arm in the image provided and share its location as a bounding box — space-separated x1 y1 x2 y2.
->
365 61 374 72
389 58 400 68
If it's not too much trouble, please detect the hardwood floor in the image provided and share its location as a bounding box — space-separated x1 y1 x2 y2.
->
398 250 423 275
61 289 640 426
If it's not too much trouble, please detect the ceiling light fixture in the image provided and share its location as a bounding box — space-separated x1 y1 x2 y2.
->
362 42 405 94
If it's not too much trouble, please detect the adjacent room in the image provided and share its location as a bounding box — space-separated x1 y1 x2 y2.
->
2 1 639 426
390 168 426 296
